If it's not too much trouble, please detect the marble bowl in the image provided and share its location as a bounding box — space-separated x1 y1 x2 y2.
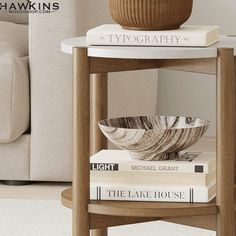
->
98 116 209 161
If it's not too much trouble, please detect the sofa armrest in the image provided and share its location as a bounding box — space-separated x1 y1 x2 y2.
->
29 0 158 181
29 0 80 181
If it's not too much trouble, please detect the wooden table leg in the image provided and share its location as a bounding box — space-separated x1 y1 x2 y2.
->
90 73 108 236
216 48 235 236
90 73 108 154
91 228 108 236
73 48 90 236
234 56 236 185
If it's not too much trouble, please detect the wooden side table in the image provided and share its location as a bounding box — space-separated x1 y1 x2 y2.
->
61 36 236 236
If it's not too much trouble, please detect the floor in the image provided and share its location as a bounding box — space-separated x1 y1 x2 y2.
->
0 197 215 236
0 137 216 236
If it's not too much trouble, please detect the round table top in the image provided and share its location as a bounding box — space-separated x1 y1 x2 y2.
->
61 36 236 59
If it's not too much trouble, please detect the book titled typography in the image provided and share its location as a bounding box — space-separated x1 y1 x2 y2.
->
87 24 219 47
90 150 216 174
90 183 216 203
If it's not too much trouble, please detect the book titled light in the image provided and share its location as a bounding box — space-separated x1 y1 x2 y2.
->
90 150 216 174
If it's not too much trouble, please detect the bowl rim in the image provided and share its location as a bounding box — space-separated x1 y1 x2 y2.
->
98 115 210 131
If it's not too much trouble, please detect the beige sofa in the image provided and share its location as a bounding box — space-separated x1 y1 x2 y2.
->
0 0 82 183
0 0 157 184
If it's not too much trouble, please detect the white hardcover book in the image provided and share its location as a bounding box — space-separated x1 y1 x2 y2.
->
87 24 219 47
90 182 216 203
90 150 216 174
91 171 216 186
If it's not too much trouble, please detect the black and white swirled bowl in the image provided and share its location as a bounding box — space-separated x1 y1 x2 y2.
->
98 116 209 161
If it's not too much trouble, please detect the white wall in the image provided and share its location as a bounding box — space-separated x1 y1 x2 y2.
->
157 0 236 136
80 0 158 118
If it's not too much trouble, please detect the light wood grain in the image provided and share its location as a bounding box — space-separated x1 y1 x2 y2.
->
90 73 108 155
91 228 107 236
73 48 90 236
90 57 161 73
88 200 217 218
164 215 217 231
235 57 236 184
90 214 158 229
90 57 216 74
216 48 235 236
90 73 108 235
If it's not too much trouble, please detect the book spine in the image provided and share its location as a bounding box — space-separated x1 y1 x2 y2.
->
87 32 206 46
90 184 212 203
90 171 214 186
90 162 209 174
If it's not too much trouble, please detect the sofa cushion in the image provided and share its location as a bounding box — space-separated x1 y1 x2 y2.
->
0 21 29 143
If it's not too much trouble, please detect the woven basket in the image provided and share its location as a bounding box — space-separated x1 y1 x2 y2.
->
109 0 193 31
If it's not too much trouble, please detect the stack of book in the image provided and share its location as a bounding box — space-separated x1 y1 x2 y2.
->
90 150 216 203
86 24 219 47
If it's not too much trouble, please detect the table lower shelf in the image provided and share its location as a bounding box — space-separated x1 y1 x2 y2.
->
62 187 236 230
61 187 217 218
